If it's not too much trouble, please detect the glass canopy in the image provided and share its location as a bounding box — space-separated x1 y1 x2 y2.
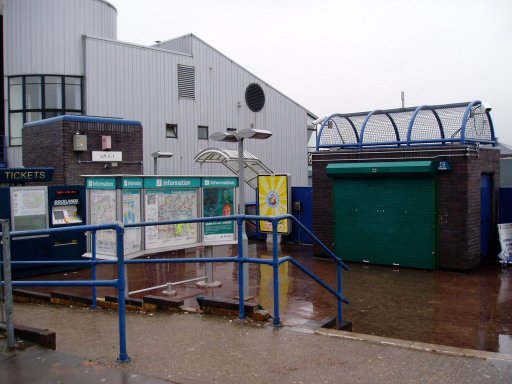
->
194 147 273 189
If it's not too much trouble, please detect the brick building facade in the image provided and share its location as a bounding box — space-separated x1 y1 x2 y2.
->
22 115 143 185
311 145 500 271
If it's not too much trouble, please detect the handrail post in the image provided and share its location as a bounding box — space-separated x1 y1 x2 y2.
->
237 217 246 320
115 222 130 363
91 230 97 309
337 261 343 327
1 220 15 349
272 218 281 326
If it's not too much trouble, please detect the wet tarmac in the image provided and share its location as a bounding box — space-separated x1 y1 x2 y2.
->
19 240 512 354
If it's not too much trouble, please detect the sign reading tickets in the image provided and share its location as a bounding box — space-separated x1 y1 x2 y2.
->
498 223 512 264
203 178 236 241
258 174 290 234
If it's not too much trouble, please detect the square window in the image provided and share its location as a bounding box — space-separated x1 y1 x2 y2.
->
198 125 209 139
166 123 178 138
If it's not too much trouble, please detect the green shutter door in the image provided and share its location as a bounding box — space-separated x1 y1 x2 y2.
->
332 176 436 270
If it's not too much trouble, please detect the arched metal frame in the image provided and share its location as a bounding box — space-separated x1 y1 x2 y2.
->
316 100 496 151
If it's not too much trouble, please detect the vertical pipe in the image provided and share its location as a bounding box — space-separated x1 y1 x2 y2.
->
272 219 280 326
91 231 97 309
1 220 15 349
115 223 130 363
237 218 245 320
337 261 343 327
238 138 250 296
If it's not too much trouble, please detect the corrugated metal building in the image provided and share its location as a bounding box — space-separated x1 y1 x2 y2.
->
1 0 316 189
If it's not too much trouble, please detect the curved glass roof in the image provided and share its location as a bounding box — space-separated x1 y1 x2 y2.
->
194 147 273 189
316 100 496 150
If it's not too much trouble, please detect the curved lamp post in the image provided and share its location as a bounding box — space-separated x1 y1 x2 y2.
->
151 151 174 175
210 128 273 296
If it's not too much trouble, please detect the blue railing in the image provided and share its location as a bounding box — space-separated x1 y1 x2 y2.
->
1 215 348 363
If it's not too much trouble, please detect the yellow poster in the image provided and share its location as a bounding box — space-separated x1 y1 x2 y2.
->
258 174 290 234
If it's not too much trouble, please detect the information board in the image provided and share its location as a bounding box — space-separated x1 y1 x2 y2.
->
122 189 142 254
10 187 48 231
89 189 117 256
145 189 198 249
203 186 235 242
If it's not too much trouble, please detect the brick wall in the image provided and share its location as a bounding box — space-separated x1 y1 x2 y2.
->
23 118 143 185
311 145 500 271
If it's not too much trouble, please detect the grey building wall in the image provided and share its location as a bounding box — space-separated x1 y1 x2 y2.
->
84 34 311 188
4 1 314 194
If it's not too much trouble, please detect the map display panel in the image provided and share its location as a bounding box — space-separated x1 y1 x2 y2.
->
89 189 117 255
123 189 142 254
145 189 198 249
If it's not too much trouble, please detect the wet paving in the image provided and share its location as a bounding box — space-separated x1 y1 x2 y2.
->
18 240 512 355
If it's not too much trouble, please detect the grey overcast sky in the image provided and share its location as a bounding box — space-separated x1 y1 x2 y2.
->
109 0 512 144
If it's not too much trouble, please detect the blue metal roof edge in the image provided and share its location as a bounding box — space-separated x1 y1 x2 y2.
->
24 115 142 128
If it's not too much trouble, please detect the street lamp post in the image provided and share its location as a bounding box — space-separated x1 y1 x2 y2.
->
151 151 174 175
210 128 273 297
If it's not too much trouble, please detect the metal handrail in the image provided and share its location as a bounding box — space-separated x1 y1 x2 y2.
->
1 214 348 363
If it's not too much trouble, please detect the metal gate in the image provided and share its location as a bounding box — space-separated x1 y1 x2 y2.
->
327 161 437 269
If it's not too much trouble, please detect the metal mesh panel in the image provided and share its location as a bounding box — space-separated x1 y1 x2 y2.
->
361 113 399 144
318 115 360 146
316 101 495 149
409 109 443 142
389 110 414 142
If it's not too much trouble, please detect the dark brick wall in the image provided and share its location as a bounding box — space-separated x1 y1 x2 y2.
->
311 145 500 271
23 119 143 185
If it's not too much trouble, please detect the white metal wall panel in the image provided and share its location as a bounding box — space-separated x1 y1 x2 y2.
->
4 0 116 76
156 35 193 55
84 35 310 188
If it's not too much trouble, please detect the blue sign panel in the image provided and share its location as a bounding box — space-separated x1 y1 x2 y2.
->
0 168 54 183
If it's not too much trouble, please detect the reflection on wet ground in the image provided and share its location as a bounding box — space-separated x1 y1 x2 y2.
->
22 241 512 354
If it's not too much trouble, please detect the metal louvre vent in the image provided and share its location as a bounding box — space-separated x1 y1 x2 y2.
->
178 65 195 99
245 83 265 112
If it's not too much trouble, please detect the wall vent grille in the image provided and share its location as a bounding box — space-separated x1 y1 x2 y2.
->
178 65 195 99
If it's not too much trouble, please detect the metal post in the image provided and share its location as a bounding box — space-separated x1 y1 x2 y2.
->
196 246 222 288
115 223 130 363
1 220 15 349
91 231 97 309
337 261 343 327
238 139 250 297
272 218 280 326
237 218 246 320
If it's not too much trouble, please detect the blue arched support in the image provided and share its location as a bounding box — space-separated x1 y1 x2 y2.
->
460 100 482 144
384 113 401 144
316 113 338 151
406 105 428 145
359 110 381 149
344 116 360 143
316 100 496 150
315 113 360 150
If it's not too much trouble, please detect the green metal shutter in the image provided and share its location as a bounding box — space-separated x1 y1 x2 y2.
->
332 176 436 270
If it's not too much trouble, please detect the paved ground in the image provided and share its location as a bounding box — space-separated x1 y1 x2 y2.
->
2 303 512 384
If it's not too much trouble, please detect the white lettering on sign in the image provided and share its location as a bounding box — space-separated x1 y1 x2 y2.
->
54 199 79 206
92 151 123 162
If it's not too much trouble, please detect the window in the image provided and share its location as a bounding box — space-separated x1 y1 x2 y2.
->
227 127 237 132
177 65 195 99
8 75 83 146
166 123 178 138
198 125 208 139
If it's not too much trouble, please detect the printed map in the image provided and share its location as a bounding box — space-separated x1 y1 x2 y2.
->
145 189 198 249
